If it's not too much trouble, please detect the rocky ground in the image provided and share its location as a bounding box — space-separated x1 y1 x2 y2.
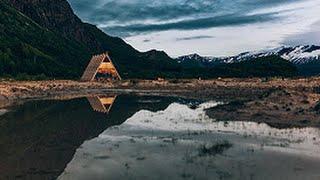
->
206 89 320 128
1 77 320 99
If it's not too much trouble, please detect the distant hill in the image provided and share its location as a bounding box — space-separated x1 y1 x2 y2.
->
177 45 320 76
179 55 298 78
209 55 298 78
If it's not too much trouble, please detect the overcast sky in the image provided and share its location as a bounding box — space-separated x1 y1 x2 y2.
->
67 0 320 57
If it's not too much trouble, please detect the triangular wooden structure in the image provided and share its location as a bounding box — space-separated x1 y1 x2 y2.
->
81 52 121 81
87 95 117 113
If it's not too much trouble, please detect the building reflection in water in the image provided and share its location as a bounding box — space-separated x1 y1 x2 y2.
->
87 95 117 114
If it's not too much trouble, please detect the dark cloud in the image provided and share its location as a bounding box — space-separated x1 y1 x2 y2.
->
176 35 215 41
101 12 276 37
143 39 151 43
67 0 302 37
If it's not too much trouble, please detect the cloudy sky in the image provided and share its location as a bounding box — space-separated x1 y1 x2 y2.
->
67 0 320 57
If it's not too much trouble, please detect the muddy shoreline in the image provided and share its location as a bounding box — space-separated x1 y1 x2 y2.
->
1 78 320 128
1 77 320 100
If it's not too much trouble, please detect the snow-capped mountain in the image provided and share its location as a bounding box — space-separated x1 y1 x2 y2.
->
280 46 320 64
176 54 227 67
177 45 320 66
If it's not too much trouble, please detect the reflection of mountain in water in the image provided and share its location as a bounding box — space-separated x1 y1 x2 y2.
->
0 95 186 180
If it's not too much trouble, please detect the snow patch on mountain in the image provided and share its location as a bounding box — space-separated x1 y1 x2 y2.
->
177 45 320 65
177 53 215 63
281 46 320 64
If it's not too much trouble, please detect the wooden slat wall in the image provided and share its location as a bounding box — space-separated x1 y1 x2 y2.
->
87 96 108 113
80 54 106 81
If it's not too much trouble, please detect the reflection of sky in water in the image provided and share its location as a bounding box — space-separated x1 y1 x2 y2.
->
59 102 320 180
68 0 320 57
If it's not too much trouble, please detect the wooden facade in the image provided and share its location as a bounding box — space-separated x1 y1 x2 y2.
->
81 52 121 81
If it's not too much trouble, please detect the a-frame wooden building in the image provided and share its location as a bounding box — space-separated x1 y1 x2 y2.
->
81 52 121 81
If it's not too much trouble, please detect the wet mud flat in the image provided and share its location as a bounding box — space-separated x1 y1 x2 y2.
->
1 78 320 179
206 89 320 129
0 93 320 179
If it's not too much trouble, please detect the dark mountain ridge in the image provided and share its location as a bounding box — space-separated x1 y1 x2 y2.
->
7 0 131 53
1 0 179 79
0 0 90 77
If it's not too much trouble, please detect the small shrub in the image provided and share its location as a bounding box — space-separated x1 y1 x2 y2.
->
198 141 233 157
15 73 48 81
168 79 180 84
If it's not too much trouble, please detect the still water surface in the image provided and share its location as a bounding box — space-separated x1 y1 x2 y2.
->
0 95 320 180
